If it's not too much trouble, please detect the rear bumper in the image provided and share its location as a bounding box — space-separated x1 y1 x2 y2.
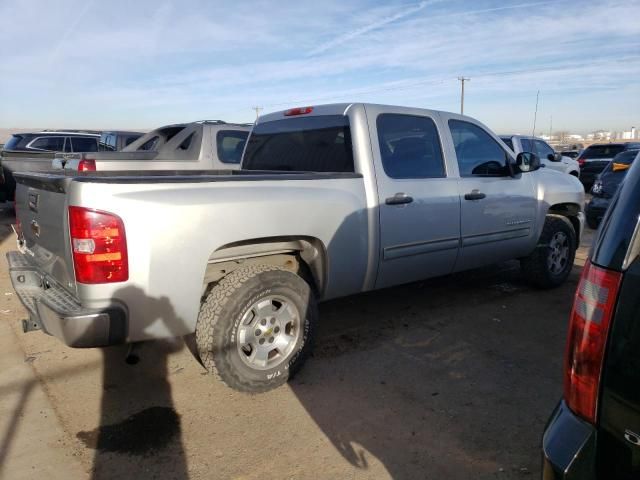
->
542 400 597 480
6 251 127 347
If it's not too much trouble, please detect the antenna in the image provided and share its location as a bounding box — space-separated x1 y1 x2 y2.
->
457 77 470 114
531 90 540 138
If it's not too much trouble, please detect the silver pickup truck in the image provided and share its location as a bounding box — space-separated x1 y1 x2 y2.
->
52 120 251 171
8 103 585 393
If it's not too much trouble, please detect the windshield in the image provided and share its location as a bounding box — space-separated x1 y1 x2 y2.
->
242 115 354 172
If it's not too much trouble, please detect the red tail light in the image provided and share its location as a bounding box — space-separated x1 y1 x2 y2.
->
69 206 128 284
78 158 96 172
564 260 622 423
284 106 313 116
577 156 586 167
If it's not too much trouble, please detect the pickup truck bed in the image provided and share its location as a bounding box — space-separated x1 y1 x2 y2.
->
8 102 585 393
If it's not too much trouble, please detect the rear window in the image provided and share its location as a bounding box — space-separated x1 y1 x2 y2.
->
217 130 249 164
582 145 625 159
243 115 354 172
3 135 24 150
71 137 98 152
601 150 639 175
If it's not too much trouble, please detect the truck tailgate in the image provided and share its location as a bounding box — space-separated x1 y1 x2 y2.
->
14 173 75 294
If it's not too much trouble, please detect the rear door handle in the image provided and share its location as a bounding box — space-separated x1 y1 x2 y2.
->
464 190 486 201
385 193 414 205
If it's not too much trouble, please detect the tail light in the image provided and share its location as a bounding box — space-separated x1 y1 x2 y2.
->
69 206 128 283
284 106 313 116
78 158 96 172
577 157 586 167
564 260 622 423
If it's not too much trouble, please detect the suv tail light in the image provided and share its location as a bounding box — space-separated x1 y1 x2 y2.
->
78 158 96 172
577 156 586 167
564 260 622 423
69 206 128 284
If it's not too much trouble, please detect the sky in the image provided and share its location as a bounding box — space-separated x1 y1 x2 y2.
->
0 0 638 134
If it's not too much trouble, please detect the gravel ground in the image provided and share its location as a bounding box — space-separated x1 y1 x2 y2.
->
0 205 593 480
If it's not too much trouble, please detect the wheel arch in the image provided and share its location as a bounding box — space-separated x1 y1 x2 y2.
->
547 202 582 245
204 236 328 296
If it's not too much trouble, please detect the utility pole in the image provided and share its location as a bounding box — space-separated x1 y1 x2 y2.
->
549 115 553 140
252 106 263 121
457 77 470 114
531 90 540 138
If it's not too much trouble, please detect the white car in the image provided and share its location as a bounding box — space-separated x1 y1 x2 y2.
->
500 135 580 178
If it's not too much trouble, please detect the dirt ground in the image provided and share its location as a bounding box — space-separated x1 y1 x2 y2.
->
0 205 593 480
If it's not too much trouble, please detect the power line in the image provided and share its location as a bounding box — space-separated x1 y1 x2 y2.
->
259 55 640 111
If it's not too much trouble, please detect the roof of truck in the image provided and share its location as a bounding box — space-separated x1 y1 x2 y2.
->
257 103 479 124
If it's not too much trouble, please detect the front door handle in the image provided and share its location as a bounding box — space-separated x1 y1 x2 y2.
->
385 193 414 205
464 190 486 201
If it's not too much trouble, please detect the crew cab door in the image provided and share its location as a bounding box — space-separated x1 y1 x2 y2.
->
368 108 461 289
443 117 537 271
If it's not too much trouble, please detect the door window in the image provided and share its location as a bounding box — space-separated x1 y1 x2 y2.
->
520 138 534 153
449 120 509 177
377 114 445 178
28 136 65 151
534 140 555 159
71 137 98 152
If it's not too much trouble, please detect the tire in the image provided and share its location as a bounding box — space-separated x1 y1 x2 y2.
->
521 215 576 289
586 216 600 230
196 264 317 393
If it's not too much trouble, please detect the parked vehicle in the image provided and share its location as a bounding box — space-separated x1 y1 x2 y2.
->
585 149 639 229
500 135 580 177
53 121 250 171
542 154 640 480
98 131 144 151
8 103 585 393
560 150 580 160
1 131 100 199
577 142 640 190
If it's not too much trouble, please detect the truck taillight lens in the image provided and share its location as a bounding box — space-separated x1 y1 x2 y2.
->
564 260 622 423
284 106 313 116
69 206 128 284
78 159 96 172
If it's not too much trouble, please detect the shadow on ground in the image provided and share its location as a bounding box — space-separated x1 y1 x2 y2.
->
287 261 578 479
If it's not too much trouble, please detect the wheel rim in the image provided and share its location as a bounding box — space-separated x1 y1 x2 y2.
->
547 231 570 275
236 295 300 371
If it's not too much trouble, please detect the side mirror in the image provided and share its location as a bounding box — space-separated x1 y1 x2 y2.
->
516 152 540 173
548 152 563 162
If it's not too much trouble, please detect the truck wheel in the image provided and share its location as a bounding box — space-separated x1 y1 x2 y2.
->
520 215 576 289
196 264 317 393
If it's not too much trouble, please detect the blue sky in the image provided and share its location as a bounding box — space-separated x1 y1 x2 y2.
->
0 0 638 134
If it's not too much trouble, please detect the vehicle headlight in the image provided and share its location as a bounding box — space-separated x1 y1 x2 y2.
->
591 180 603 195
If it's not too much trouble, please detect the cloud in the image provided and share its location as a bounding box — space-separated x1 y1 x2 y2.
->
307 0 433 56
0 0 639 132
